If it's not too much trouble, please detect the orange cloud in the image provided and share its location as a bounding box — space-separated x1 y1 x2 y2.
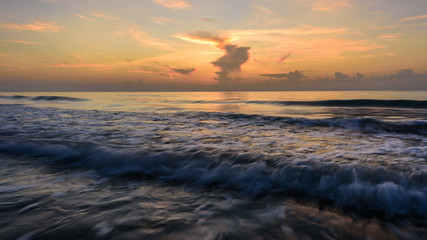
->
228 25 347 40
90 11 118 20
153 0 192 9
128 27 171 50
399 14 427 22
379 33 401 40
254 4 273 14
0 21 63 32
76 14 94 22
0 39 39 45
51 63 107 68
298 0 351 12
174 31 230 47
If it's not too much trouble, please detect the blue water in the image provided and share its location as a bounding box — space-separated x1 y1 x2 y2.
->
0 91 426 239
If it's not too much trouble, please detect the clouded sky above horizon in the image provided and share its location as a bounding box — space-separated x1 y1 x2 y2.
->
1 0 426 91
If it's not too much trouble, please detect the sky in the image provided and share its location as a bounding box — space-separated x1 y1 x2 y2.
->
0 0 426 91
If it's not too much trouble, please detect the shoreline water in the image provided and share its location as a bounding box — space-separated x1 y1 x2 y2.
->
1 91 426 239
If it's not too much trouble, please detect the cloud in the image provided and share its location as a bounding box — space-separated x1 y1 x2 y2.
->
90 11 118 20
261 70 306 81
153 0 192 9
76 14 94 22
378 33 401 40
211 44 250 83
298 0 351 12
254 4 273 14
201 18 219 23
0 21 63 32
176 31 250 83
212 45 250 72
399 14 427 22
279 52 291 63
260 73 289 78
51 63 107 68
169 67 196 75
253 58 265 65
175 30 229 47
228 25 347 40
0 39 39 45
127 27 171 50
150 17 183 25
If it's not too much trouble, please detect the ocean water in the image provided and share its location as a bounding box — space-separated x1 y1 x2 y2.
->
0 91 427 239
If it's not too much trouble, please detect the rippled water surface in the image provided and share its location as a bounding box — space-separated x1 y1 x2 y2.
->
1 91 427 239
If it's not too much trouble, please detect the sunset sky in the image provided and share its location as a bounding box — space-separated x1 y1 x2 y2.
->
1 0 426 91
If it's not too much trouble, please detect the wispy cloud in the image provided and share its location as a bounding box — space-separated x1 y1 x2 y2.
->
174 31 229 47
378 33 401 40
399 14 427 22
90 10 118 20
153 0 193 9
279 52 291 63
150 17 184 25
298 0 351 12
228 25 347 40
76 14 94 22
127 26 171 50
51 63 107 68
254 4 273 14
0 21 63 32
0 39 39 45
201 18 219 23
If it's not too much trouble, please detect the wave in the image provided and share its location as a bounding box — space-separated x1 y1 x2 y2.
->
1 139 427 219
0 95 88 102
250 99 427 109
185 99 427 109
197 112 427 135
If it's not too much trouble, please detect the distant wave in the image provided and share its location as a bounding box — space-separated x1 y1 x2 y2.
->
0 139 426 219
186 99 427 109
197 112 427 135
0 95 88 102
249 99 427 109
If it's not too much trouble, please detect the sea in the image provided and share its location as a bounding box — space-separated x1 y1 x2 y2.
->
0 91 426 240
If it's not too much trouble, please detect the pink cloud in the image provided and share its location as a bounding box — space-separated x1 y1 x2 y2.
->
51 63 107 68
76 14 94 22
0 39 39 45
298 0 351 12
400 14 427 22
153 0 192 9
379 33 401 40
128 27 171 50
0 21 63 32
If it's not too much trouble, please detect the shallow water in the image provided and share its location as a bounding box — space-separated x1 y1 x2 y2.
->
0 91 427 239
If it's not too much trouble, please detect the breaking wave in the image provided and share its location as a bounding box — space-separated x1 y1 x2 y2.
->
0 139 426 219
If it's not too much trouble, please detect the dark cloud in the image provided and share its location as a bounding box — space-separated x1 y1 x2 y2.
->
279 52 291 63
169 67 196 75
186 30 228 47
334 72 349 80
211 44 250 83
212 45 250 72
260 70 305 81
180 31 251 84
258 69 427 91
214 71 232 83
260 73 289 78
